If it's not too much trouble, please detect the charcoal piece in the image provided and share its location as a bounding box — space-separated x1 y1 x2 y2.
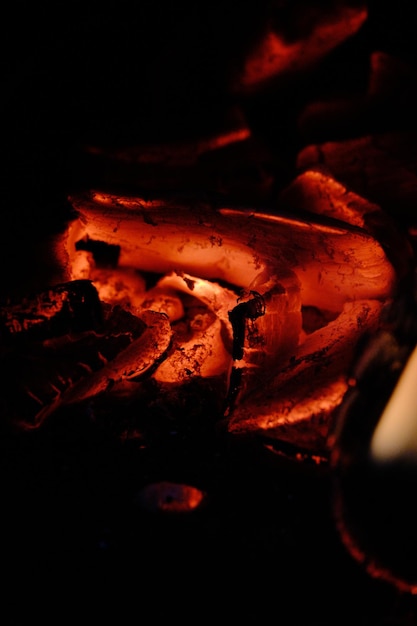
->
228 291 266 362
0 302 165 430
135 481 206 514
0 279 103 344
296 132 417 229
67 188 396 455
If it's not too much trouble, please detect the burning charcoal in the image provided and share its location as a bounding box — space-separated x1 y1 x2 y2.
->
145 272 237 386
296 132 417 234
227 298 386 455
229 290 267 362
152 272 237 333
232 0 367 92
225 277 300 415
59 190 397 457
153 299 230 384
32 308 173 425
84 267 146 310
0 290 172 429
69 190 396 310
105 273 237 435
139 284 185 322
0 279 102 344
78 111 275 206
278 169 414 281
84 107 249 170
70 240 158 308
135 481 206 514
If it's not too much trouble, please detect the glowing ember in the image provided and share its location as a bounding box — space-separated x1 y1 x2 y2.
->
1 171 398 461
85 125 251 167
3 0 417 612
136 481 206 514
235 3 367 90
34 186 396 455
228 298 386 452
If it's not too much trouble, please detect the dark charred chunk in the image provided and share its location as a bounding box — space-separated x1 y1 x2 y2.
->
224 291 266 416
0 280 103 345
228 290 266 361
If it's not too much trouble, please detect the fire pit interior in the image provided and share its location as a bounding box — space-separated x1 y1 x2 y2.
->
3 2 417 622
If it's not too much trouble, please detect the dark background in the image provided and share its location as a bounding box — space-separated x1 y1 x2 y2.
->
2 1 416 218
2 2 417 622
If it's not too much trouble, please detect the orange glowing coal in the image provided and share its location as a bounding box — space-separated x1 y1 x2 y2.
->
1 167 404 459
30 172 396 457
234 2 367 91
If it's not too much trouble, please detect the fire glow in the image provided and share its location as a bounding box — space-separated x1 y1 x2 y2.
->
24 180 393 456
4 1 417 616
235 3 367 90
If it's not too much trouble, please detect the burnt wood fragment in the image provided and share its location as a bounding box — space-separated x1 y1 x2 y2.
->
0 279 103 344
